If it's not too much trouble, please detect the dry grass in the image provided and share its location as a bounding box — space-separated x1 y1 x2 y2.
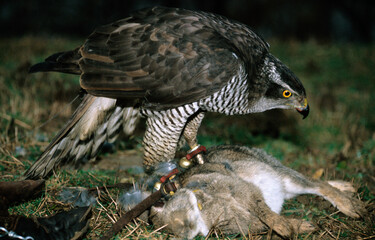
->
0 36 374 239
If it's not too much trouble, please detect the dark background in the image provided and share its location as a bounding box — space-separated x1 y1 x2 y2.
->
0 0 374 42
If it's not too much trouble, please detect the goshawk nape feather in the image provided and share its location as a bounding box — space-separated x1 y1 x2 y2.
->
25 6 309 179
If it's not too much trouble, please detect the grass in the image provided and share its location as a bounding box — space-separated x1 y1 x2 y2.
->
1 36 375 239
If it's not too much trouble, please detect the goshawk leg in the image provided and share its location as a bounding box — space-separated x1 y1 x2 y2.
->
183 112 205 164
142 105 199 168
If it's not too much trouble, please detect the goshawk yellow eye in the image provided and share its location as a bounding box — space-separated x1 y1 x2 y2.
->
282 90 292 98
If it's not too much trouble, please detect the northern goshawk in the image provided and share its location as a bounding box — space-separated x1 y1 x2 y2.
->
25 6 309 179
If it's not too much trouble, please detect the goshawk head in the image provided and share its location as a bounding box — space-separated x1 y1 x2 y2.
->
250 53 309 118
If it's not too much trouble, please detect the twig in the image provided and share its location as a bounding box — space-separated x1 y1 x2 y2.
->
234 216 248 240
149 224 167 235
323 227 336 239
0 148 24 166
0 113 32 130
87 183 133 192
123 223 140 238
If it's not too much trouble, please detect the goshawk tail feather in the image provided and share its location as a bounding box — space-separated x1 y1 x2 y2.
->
24 94 140 179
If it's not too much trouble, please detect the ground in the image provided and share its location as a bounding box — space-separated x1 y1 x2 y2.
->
0 36 374 239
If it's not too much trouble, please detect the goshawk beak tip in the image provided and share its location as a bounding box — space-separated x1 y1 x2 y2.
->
297 104 309 119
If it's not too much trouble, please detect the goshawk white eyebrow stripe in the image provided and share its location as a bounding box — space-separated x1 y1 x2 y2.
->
264 57 296 94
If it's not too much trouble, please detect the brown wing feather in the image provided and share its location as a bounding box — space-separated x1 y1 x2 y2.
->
78 7 269 109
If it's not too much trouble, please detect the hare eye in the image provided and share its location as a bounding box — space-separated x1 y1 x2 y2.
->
282 90 292 98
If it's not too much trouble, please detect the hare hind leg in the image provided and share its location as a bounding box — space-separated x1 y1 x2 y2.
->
281 172 367 218
315 180 367 218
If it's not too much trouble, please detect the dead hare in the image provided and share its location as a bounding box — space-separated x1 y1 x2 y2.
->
150 145 367 239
